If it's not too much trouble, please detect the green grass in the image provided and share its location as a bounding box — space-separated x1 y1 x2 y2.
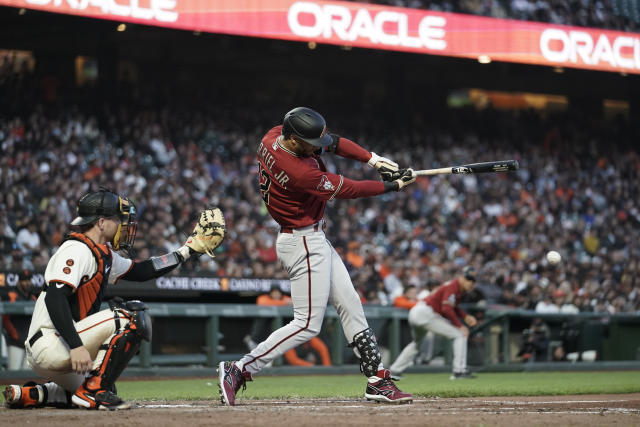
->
112 371 640 401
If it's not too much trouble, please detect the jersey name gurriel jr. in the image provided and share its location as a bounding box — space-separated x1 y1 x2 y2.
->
257 125 387 229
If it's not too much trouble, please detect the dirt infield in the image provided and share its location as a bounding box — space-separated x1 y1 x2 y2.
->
2 393 639 426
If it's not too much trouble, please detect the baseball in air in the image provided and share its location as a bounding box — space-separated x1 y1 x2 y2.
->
546 250 562 265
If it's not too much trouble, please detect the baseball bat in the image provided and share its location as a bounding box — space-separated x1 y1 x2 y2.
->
414 160 519 176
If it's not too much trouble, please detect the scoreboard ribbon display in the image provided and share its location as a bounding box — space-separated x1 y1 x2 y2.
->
2 0 639 74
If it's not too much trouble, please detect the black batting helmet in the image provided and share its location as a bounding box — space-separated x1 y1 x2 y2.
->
282 107 333 148
462 266 477 281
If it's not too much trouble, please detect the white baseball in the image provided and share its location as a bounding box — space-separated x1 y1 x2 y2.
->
546 250 561 265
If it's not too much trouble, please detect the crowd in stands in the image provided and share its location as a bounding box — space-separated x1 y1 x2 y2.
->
1 55 639 320
358 0 640 32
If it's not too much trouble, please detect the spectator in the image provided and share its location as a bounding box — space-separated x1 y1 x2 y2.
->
384 263 405 300
535 290 562 313
15 220 40 256
560 292 580 314
1 269 39 369
393 285 419 310
517 317 550 362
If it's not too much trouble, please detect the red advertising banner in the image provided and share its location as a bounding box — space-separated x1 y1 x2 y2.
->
1 0 639 74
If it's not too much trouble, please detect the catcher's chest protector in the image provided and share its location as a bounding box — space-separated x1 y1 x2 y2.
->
65 232 112 321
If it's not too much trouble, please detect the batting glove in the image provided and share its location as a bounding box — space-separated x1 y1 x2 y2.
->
394 168 417 190
368 152 399 181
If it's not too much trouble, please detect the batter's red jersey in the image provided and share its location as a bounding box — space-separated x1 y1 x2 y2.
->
257 125 387 229
425 279 468 327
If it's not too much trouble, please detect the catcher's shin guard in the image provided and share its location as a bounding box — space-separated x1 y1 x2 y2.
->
75 302 151 408
73 328 140 410
351 328 382 377
96 329 142 389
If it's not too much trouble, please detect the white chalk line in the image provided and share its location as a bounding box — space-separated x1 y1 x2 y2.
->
138 398 640 416
471 399 631 405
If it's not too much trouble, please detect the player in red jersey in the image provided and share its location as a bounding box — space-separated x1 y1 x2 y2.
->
389 266 479 380
219 107 416 405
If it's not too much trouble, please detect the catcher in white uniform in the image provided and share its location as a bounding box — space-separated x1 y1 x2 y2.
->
2 189 225 410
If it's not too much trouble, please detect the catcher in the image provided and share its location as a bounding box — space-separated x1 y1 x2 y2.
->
3 188 225 410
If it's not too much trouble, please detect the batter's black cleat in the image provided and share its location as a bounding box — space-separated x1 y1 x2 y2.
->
72 384 131 410
365 370 413 404
450 371 477 380
3 382 46 409
218 361 252 406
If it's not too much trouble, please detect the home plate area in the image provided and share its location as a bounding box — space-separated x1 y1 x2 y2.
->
1 394 639 426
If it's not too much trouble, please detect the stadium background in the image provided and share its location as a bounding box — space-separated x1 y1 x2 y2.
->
1 1 640 372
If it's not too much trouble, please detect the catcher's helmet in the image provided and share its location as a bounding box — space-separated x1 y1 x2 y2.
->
71 190 128 225
462 266 477 282
282 107 333 148
71 189 137 252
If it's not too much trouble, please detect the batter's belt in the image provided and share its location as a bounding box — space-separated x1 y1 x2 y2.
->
280 221 323 234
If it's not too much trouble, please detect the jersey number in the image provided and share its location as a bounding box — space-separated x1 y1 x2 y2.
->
259 165 271 205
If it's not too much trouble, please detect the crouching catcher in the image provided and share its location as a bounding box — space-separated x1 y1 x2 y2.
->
3 188 225 410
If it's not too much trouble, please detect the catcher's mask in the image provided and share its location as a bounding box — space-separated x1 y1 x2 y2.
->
282 107 333 148
71 189 137 252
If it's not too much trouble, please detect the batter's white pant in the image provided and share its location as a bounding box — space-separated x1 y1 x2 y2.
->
25 308 131 392
239 227 370 375
391 301 467 374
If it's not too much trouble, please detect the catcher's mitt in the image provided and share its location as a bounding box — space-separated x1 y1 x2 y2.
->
185 207 226 258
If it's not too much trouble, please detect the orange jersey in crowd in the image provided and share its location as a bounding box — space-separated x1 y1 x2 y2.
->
393 295 418 310
256 294 292 306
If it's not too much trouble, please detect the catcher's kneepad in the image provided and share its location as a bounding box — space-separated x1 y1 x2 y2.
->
351 328 382 377
185 207 226 258
126 300 152 341
109 299 152 341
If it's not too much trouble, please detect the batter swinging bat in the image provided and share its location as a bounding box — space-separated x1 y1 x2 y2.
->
415 160 519 176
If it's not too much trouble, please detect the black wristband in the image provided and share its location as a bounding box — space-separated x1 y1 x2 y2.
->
383 181 400 193
122 251 183 282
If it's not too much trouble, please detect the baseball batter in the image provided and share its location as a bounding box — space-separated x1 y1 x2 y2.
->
219 107 416 405
3 189 223 410
389 266 478 380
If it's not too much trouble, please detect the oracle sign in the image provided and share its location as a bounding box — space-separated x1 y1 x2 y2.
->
540 29 640 70
287 1 446 50
1 0 639 74
24 0 178 22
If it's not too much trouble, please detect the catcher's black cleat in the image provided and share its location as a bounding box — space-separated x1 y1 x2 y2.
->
72 384 131 411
